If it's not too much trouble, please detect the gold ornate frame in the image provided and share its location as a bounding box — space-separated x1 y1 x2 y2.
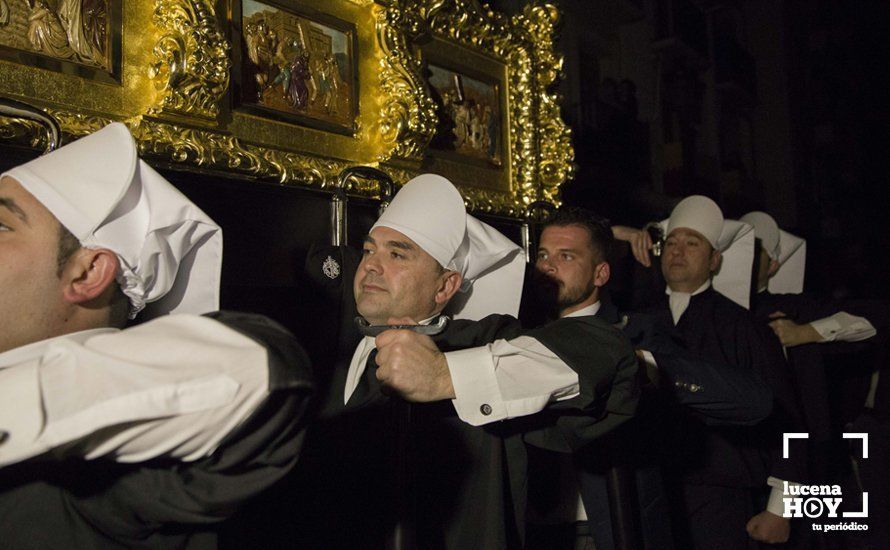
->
0 0 573 217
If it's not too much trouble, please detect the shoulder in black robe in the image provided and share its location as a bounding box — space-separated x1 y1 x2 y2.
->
0 312 314 550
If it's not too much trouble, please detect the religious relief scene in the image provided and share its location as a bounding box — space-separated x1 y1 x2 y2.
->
427 64 502 167
1 1 889 549
0 0 108 69
240 0 354 130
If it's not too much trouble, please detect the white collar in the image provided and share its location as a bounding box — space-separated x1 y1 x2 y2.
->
0 328 119 369
564 301 602 318
665 280 711 325
665 279 711 298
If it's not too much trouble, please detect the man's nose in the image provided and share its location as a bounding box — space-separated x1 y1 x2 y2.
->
537 258 556 273
362 254 382 274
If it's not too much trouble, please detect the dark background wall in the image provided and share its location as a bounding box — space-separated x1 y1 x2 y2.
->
494 0 890 300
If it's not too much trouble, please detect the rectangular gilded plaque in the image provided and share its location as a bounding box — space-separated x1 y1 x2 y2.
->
427 63 503 168
234 0 358 135
0 0 120 83
421 36 511 195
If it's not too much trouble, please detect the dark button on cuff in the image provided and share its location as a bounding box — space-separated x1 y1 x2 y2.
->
480 404 492 416
0 430 9 445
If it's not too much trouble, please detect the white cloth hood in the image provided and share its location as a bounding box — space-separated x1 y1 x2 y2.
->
372 174 524 320
660 196 755 309
667 195 723 249
1 122 222 319
741 211 806 294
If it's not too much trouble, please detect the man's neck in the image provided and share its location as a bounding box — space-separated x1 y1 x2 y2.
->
562 301 601 319
558 293 599 318
667 279 711 295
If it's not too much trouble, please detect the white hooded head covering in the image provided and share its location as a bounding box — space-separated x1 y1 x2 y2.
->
371 174 524 320
1 122 222 319
660 195 755 309
740 211 806 294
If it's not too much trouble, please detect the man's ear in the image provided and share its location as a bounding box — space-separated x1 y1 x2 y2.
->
435 270 463 308
768 258 780 278
61 248 120 305
593 261 611 287
709 248 723 273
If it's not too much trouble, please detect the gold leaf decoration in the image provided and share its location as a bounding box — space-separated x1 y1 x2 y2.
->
148 0 230 122
375 2 438 162
1 1 572 218
516 3 574 205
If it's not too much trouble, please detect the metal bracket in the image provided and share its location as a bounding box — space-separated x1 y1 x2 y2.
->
0 98 61 153
521 200 557 263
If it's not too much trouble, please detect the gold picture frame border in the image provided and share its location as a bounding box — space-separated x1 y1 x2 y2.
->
421 37 512 195
0 0 123 85
230 0 360 137
0 0 573 217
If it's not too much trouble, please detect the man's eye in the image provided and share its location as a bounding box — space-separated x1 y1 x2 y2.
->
561 253 573 261
390 251 404 259
362 248 373 255
0 223 10 232
536 252 547 261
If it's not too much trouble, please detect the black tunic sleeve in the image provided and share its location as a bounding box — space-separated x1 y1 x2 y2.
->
0 312 315 549
513 316 640 452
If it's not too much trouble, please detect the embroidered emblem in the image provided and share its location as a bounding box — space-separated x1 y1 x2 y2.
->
322 255 341 280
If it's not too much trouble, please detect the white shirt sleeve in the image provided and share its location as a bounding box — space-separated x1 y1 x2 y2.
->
767 476 800 516
809 312 877 343
0 315 269 468
446 335 580 426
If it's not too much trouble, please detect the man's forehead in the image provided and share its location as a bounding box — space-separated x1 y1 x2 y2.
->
667 227 708 241
540 224 591 249
367 225 418 247
367 225 444 267
0 176 55 221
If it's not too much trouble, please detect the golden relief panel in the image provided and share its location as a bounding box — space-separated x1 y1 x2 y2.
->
0 0 572 217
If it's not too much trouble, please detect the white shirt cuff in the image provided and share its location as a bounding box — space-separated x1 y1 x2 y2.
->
639 349 657 368
766 476 799 516
810 312 877 343
447 346 506 426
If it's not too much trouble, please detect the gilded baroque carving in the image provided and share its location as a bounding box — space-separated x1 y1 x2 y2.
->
375 1 438 162
1 1 572 217
0 116 46 149
419 0 565 208
148 0 230 121
517 3 573 205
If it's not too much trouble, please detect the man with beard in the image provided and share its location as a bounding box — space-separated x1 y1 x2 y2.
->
525 206 772 549
0 123 313 548
286 175 639 549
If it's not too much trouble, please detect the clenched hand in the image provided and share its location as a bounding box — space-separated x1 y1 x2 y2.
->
374 317 455 402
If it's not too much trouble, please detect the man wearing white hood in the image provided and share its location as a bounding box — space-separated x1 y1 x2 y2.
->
0 123 313 548
289 175 639 549
615 196 806 549
743 211 878 484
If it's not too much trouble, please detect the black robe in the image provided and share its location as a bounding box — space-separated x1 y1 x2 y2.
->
287 313 639 549
752 292 880 452
0 312 314 550
530 296 773 550
642 288 808 549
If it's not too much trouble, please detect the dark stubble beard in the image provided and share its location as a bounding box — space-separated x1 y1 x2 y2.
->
556 278 596 311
